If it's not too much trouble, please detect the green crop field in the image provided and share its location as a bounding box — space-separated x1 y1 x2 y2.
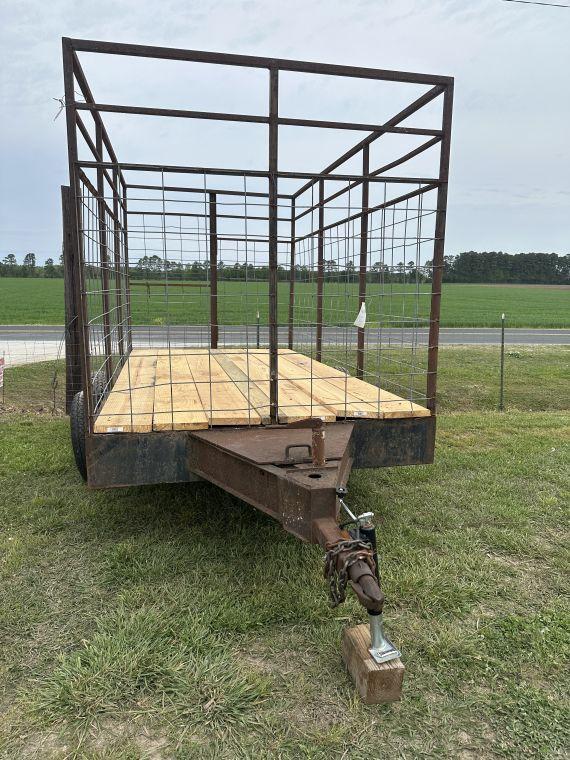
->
0 347 569 758
0 277 568 327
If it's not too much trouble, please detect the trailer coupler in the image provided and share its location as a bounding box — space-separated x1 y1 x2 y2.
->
320 497 401 666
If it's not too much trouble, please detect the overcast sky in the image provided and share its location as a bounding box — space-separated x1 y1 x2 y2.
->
1 0 568 264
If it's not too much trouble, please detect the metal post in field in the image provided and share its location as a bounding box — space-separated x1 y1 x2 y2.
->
256 310 260 349
499 312 506 411
0 351 4 405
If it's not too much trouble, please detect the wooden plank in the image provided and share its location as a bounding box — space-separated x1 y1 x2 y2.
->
341 623 404 704
275 352 381 419
94 355 156 432
283 351 430 418
186 352 261 426
227 351 336 423
213 351 271 424
152 355 208 431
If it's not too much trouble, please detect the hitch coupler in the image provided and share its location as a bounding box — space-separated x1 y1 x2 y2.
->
321 494 401 665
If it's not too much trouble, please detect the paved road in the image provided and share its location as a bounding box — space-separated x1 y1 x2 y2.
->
1 325 569 346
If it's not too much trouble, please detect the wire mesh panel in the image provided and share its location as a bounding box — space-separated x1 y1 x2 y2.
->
76 170 131 421
64 39 453 435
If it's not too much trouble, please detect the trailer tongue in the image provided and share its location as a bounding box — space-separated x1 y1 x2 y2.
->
189 417 402 698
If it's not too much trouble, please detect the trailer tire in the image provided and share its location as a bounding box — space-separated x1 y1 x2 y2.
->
70 390 87 481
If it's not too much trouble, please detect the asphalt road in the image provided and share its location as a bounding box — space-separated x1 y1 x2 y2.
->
2 325 569 345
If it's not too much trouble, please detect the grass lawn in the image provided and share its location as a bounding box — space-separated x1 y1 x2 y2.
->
0 348 568 758
1 277 568 328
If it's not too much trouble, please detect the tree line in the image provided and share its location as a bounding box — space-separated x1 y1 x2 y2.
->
0 253 65 278
437 251 569 284
1 250 569 284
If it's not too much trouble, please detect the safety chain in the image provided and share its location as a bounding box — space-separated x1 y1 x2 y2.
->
324 539 375 608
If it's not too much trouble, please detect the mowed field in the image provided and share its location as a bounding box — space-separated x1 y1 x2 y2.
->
0 347 569 758
0 277 568 327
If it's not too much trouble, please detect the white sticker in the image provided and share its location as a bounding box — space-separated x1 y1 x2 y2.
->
354 302 366 328
106 426 124 433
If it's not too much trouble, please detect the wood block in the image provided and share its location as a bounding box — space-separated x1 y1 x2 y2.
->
341 623 404 704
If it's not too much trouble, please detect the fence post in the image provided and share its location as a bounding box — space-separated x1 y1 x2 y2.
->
499 312 505 411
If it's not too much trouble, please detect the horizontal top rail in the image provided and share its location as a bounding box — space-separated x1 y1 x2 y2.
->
76 160 441 186
75 102 442 137
65 37 453 86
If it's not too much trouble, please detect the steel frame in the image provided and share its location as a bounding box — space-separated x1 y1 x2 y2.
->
62 38 452 503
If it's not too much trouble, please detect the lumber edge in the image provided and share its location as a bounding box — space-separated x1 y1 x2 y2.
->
341 623 404 704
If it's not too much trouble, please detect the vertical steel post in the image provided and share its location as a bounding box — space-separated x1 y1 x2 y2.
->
112 167 125 360
96 124 114 384
288 197 296 349
426 83 454 414
499 312 505 411
61 185 82 413
121 181 133 353
209 191 218 349
316 179 325 362
62 39 92 424
268 65 279 422
356 145 370 379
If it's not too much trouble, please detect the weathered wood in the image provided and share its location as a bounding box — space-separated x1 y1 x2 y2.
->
341 623 404 704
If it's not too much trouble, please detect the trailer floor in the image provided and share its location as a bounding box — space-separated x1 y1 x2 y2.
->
93 348 430 433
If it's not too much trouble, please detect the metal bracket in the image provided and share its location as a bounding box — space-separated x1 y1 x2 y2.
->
284 443 312 464
286 417 326 467
368 613 401 664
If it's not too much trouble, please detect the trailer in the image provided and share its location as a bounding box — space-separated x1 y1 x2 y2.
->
61 38 453 703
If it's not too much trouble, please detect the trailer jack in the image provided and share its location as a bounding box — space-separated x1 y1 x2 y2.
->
322 493 401 665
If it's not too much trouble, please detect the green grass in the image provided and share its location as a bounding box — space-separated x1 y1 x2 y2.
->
1 277 568 327
0 350 568 758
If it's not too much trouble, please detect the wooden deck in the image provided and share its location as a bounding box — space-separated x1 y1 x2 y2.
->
93 349 430 433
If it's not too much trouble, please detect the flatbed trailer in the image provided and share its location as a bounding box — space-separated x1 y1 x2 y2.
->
62 38 453 703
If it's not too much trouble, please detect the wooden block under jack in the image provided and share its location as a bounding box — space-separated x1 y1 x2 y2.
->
341 623 405 704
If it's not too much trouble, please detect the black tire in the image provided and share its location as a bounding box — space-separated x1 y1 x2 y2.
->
70 390 87 481
91 370 107 411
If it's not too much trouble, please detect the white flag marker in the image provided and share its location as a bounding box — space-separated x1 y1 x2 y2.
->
354 302 367 329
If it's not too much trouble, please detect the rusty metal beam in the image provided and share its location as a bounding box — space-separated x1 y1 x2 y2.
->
316 179 325 362
209 192 218 349
67 38 453 86
356 145 370 379
268 66 279 423
427 84 454 414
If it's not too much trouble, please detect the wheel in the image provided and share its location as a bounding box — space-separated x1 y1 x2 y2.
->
70 390 87 481
91 370 107 411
